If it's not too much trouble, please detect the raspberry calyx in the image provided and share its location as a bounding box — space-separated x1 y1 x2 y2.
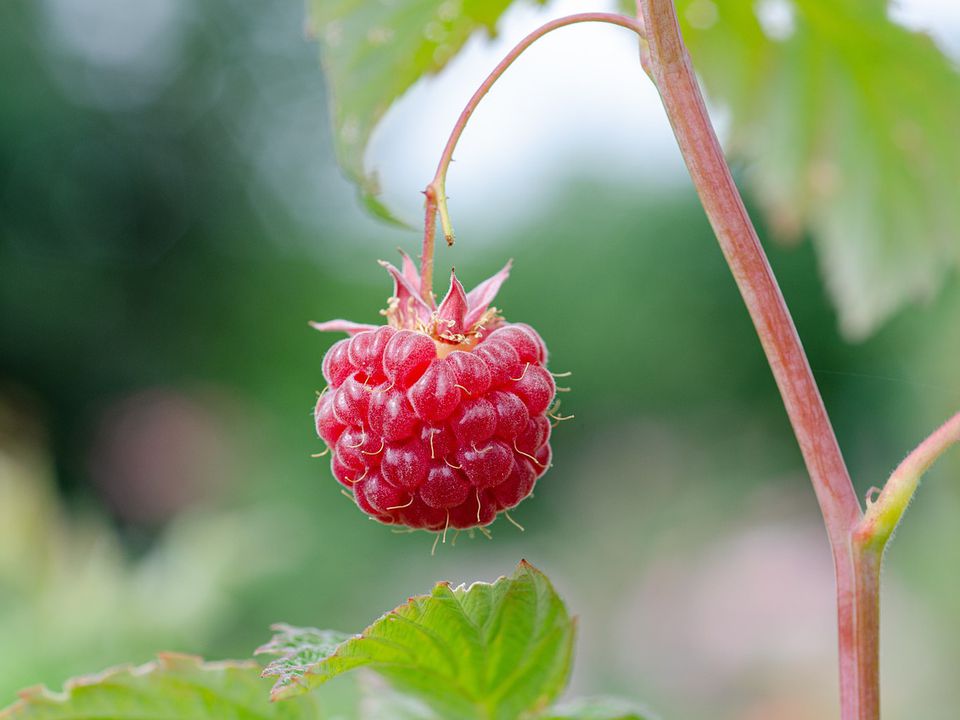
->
313 254 557 532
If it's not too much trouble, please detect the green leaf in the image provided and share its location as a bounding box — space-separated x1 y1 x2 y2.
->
308 0 541 221
674 0 960 338
0 654 347 720
255 626 354 695
259 560 576 720
541 696 657 719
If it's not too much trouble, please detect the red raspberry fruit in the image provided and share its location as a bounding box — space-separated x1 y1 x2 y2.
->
312 253 557 531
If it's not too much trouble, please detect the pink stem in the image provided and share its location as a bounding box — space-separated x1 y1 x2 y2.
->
850 547 881 718
420 185 438 303
637 1 869 717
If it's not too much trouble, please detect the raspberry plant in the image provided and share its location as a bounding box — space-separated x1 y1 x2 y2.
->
3 1 959 720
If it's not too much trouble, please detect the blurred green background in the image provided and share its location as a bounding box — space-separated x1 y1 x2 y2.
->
1 1 958 719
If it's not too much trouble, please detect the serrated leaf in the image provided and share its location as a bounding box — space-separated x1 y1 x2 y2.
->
309 0 541 221
674 0 960 338
541 696 657 720
255 625 353 694
0 654 344 720
259 560 575 720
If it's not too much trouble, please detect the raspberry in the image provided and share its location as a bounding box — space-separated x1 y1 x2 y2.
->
311 255 559 531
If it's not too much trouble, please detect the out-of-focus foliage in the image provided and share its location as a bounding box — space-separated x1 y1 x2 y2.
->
307 0 543 219
0 403 292 702
541 697 655 720
0 656 331 720
674 0 960 338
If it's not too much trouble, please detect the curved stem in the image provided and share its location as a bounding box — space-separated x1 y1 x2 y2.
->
419 12 644 300
636 1 866 717
856 410 960 552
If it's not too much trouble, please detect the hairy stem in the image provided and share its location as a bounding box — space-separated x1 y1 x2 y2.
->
857 411 960 552
636 1 868 717
420 11 644 289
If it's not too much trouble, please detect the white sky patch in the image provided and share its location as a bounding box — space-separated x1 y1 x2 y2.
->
755 0 796 42
890 0 960 58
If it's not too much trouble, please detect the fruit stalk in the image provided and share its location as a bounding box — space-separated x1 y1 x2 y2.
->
636 1 871 717
420 185 439 303
420 12 644 289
